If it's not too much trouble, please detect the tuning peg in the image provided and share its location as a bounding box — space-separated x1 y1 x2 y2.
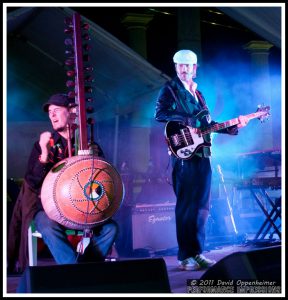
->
64 27 73 34
68 91 76 98
83 44 92 51
85 87 93 93
82 23 90 30
66 80 75 88
86 106 94 114
86 97 93 102
66 70 75 77
64 38 73 46
84 66 94 72
82 33 91 41
65 49 74 56
70 123 78 132
65 58 75 66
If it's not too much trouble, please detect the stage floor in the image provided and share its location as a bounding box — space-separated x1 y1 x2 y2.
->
5 240 282 295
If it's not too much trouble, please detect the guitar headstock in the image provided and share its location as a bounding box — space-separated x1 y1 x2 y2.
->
256 104 270 122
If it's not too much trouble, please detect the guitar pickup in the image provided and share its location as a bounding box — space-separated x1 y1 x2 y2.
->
171 134 181 146
181 128 194 145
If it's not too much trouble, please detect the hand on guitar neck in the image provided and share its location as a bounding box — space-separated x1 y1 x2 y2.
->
237 115 250 128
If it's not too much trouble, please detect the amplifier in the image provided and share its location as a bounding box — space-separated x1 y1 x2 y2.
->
132 203 177 251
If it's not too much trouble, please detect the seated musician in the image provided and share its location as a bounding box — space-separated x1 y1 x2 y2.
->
7 94 118 275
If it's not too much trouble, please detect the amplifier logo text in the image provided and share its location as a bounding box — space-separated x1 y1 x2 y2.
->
148 214 172 224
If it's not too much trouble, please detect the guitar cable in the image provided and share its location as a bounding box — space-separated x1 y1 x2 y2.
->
165 156 173 187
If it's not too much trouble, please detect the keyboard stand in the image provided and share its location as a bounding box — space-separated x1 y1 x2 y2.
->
249 188 281 241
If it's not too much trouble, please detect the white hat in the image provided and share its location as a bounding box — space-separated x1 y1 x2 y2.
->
173 49 197 64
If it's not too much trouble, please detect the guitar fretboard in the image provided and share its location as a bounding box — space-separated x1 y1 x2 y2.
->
200 112 266 135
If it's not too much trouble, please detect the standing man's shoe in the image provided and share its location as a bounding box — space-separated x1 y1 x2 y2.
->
178 257 201 271
194 254 216 268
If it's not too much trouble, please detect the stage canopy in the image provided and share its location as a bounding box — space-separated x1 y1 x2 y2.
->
6 6 281 123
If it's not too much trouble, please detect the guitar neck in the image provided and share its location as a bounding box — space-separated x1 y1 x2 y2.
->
200 112 263 135
73 13 88 151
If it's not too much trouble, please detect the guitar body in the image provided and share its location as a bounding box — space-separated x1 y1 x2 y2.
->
165 121 211 159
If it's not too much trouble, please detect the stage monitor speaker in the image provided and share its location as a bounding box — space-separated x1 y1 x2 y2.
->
18 258 171 293
201 245 281 282
132 203 177 251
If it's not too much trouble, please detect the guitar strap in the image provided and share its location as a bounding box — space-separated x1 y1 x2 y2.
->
167 84 192 115
167 84 180 106
167 83 209 121
195 90 208 110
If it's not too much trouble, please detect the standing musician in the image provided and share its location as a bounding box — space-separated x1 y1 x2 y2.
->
7 93 118 274
154 50 249 271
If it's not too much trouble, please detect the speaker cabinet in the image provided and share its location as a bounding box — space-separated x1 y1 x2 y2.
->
201 245 281 282
18 258 171 293
132 203 177 251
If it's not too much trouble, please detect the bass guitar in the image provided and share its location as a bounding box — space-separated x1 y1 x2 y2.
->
165 105 270 159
